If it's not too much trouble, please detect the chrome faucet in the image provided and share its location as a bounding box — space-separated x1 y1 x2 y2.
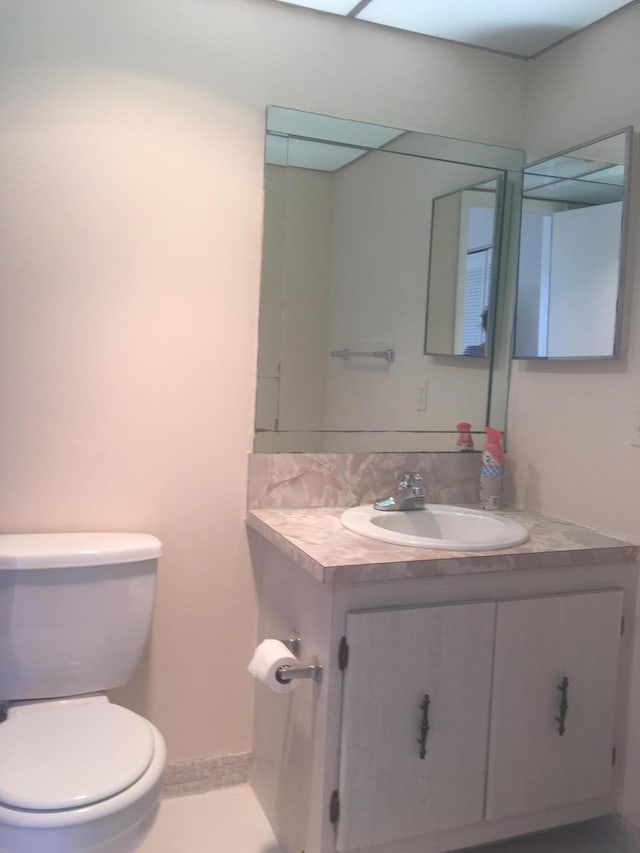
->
374 472 426 511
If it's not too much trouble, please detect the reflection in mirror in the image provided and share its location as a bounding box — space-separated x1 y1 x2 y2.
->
514 128 632 359
256 107 523 453
425 178 504 358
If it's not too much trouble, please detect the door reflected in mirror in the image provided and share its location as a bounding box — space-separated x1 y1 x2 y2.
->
514 128 631 359
425 180 504 358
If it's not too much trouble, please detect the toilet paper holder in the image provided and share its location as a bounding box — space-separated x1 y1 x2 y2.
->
277 636 323 685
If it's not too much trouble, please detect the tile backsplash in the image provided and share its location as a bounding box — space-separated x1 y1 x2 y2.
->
247 452 481 509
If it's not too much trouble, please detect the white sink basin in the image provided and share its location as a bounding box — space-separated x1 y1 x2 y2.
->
341 504 529 551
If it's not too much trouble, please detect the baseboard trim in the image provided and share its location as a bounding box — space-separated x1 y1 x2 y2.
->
163 752 252 798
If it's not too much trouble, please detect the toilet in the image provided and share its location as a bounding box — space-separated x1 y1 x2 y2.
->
0 532 167 853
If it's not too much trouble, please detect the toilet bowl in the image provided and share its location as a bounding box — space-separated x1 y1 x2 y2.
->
0 533 166 853
0 696 166 853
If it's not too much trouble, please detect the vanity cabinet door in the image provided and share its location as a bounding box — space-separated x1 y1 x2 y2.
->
336 601 495 851
486 589 623 820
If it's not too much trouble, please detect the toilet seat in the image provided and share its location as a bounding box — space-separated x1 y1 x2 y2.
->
0 702 155 812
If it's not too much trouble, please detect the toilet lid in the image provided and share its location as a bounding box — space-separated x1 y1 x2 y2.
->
0 703 155 811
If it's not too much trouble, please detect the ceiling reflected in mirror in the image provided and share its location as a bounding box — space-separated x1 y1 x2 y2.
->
265 107 405 171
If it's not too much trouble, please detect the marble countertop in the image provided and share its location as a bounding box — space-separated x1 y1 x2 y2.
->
246 506 638 584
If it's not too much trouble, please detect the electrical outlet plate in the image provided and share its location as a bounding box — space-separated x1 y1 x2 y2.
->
417 382 427 411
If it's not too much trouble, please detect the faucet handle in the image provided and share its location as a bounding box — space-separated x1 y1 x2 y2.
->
399 471 422 487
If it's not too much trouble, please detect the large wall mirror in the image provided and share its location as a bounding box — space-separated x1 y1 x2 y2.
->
255 107 523 453
514 127 632 359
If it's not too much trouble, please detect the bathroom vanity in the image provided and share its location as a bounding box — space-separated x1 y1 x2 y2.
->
247 505 638 853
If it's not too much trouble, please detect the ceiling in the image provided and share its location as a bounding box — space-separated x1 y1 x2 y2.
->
267 0 635 58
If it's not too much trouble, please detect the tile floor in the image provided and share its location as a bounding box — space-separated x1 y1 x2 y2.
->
139 784 640 853
138 785 281 853
468 815 640 852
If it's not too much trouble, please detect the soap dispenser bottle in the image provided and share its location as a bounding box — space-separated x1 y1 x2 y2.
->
480 427 504 510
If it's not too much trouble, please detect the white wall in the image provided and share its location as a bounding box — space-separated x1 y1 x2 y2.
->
510 4 640 541
0 0 526 761
507 2 640 827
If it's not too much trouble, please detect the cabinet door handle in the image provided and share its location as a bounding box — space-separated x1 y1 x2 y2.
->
418 694 430 759
555 676 569 736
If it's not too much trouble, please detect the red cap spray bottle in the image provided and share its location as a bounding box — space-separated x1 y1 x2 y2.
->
480 427 503 510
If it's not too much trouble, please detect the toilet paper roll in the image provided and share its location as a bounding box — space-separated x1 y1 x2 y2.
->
248 639 299 694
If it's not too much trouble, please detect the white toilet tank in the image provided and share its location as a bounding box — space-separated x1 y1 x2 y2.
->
0 533 162 702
